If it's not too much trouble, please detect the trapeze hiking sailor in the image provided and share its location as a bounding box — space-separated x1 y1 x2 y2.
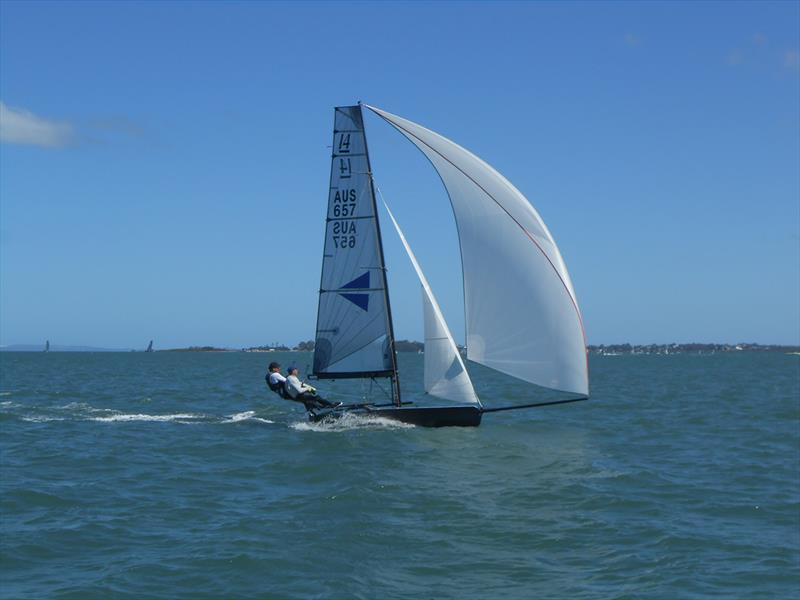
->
265 362 340 411
265 362 287 395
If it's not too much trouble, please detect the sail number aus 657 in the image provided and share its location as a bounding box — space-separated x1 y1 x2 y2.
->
332 235 356 249
332 220 357 249
333 203 356 217
332 189 357 217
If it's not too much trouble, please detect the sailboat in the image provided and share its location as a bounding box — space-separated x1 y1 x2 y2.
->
309 104 588 427
44 340 50 353
145 340 154 353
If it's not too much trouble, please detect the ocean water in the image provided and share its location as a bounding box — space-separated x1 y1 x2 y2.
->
0 351 798 599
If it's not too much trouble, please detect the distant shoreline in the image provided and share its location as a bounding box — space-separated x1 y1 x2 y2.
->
1 342 798 354
587 343 800 355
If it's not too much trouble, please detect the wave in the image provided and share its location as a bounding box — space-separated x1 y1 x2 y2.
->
90 410 274 424
5 400 274 425
291 411 415 432
57 402 111 413
221 411 274 424
20 415 67 422
90 413 207 423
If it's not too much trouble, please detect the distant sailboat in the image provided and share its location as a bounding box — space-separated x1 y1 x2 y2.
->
44 340 50 353
309 104 588 427
145 340 154 353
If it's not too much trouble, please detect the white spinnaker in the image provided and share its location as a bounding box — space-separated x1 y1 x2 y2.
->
365 105 588 396
382 200 480 406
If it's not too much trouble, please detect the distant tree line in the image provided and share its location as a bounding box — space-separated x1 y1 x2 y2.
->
164 340 800 355
394 339 424 352
163 346 227 352
170 341 800 355
589 343 800 355
242 339 426 352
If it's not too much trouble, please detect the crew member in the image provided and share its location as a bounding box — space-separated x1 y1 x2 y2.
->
283 365 324 406
266 362 288 398
266 362 339 410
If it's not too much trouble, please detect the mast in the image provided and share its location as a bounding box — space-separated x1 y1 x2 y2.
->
360 102 401 405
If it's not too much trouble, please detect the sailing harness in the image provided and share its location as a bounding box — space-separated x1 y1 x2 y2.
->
266 373 292 400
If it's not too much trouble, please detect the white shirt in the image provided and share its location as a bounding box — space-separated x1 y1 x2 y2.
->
269 372 286 387
285 374 310 399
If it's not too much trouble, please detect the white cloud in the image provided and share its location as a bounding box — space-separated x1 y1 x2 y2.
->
0 101 74 147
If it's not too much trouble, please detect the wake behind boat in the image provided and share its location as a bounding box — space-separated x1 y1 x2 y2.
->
309 403 483 427
303 104 589 427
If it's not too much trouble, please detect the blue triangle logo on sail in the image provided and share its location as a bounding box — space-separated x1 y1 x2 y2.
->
341 272 369 289
338 272 370 311
339 293 369 311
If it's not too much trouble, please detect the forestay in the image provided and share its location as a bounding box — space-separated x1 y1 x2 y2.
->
365 105 589 396
382 201 480 406
313 106 395 379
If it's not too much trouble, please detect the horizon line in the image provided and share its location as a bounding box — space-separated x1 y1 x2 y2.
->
2 340 799 351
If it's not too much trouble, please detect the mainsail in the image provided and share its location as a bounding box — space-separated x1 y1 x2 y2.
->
364 105 589 396
313 106 398 385
382 200 480 406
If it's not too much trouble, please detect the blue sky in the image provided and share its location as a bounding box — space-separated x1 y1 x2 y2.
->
1 0 798 348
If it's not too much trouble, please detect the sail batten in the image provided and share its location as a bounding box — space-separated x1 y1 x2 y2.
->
365 104 589 396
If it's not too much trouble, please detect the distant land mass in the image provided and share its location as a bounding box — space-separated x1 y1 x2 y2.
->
3 342 798 354
242 341 800 354
161 346 232 352
241 340 314 352
240 339 424 353
588 343 800 355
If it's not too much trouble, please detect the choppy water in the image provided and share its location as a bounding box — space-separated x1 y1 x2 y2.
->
1 351 798 599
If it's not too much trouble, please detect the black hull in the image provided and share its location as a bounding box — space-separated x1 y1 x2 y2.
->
306 397 588 428
310 405 482 428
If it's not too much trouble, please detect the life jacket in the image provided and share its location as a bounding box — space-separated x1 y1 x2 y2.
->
266 373 291 399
